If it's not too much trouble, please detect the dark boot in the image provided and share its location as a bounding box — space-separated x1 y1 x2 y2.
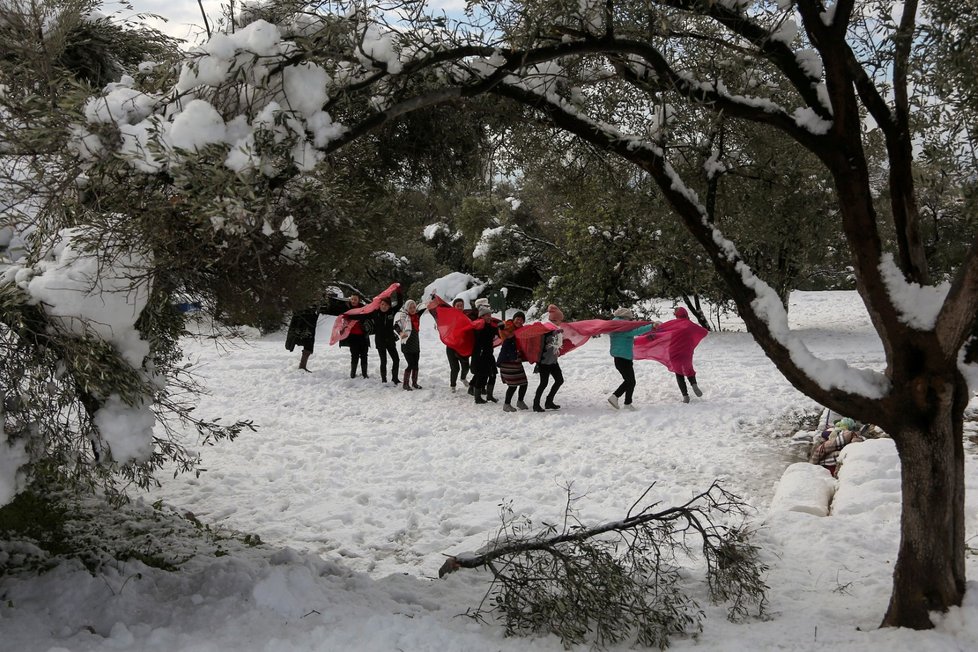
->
361 358 369 378
682 394 690 404
486 378 498 402
350 358 357 379
299 350 311 372
533 400 545 413
691 382 703 397
544 395 561 410
475 394 487 404
402 370 412 390
411 369 422 389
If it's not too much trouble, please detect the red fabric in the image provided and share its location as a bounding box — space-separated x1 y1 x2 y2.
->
632 317 708 374
434 305 477 357
514 322 557 364
558 319 655 356
329 283 401 345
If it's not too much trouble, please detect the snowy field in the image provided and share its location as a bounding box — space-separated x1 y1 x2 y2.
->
5 290 978 651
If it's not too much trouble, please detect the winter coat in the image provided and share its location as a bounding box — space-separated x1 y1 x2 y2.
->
496 335 521 364
608 319 654 360
539 329 563 366
396 308 427 354
373 310 399 346
285 308 320 353
471 319 499 374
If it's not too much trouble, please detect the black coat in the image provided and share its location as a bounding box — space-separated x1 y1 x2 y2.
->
285 308 320 353
373 310 399 346
471 319 499 374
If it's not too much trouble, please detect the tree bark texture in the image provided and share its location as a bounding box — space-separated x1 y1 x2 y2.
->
882 375 968 627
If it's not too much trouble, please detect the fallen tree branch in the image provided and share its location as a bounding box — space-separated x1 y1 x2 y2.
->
439 481 767 649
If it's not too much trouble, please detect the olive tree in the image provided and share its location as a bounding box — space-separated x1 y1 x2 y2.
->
63 0 978 630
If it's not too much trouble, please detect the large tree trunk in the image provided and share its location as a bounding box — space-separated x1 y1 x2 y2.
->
882 375 968 628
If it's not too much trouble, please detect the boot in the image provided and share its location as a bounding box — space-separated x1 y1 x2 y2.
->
485 377 498 402
350 358 357 379
403 370 413 391
361 358 369 379
607 394 619 409
517 400 529 411
298 350 311 372
691 383 703 397
475 394 487 404
533 400 545 413
544 398 561 410
682 394 690 404
467 385 475 396
503 404 517 412
411 369 422 389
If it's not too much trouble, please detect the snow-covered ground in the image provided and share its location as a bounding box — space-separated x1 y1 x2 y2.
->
4 290 978 651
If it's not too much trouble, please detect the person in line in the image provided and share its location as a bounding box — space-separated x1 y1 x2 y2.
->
470 305 499 404
634 306 708 403
497 312 529 412
397 299 429 390
668 307 704 403
285 306 322 372
340 293 370 379
606 307 656 410
446 297 471 392
533 304 565 412
374 295 401 385
468 297 491 398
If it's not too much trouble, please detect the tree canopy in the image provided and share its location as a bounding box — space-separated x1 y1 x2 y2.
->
3 0 978 633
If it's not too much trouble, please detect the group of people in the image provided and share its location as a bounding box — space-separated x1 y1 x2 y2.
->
286 284 708 411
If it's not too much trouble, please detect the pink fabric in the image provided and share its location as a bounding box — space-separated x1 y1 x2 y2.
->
632 317 708 374
329 283 401 345
558 319 655 356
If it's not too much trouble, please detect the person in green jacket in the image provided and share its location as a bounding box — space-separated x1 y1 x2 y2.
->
607 308 657 410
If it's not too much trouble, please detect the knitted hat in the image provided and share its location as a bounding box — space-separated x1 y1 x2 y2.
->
513 311 526 321
404 299 417 311
547 304 564 323
474 297 490 308
674 307 689 319
613 307 633 319
478 305 492 316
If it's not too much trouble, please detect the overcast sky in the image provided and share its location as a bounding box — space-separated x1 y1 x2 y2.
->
119 0 223 43
120 0 469 44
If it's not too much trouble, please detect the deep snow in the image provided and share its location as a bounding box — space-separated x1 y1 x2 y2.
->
4 290 978 651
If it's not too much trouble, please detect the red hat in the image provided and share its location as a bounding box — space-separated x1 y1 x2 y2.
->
548 304 564 323
674 307 689 319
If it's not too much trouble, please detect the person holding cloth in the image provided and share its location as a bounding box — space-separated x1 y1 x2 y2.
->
533 304 566 412
606 307 657 410
396 299 429 390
